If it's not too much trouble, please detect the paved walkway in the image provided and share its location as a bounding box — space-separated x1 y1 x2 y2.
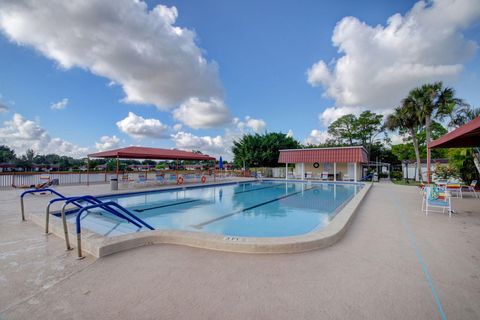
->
0 181 479 319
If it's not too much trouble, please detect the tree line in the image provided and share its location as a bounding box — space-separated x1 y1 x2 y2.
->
231 82 479 182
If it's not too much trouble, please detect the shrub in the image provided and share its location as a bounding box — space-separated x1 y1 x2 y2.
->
390 171 402 180
434 164 459 179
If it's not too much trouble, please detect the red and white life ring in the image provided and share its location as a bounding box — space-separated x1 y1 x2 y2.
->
201 176 207 183
177 176 184 185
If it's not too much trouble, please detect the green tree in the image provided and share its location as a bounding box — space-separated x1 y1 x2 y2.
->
0 145 16 163
327 111 384 160
327 114 358 145
232 132 300 168
409 82 463 180
386 100 423 180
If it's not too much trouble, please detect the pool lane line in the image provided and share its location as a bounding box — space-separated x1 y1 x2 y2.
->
388 189 447 320
134 199 201 212
192 186 318 229
133 183 286 213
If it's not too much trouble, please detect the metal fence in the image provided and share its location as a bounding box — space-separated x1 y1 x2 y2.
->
0 170 250 189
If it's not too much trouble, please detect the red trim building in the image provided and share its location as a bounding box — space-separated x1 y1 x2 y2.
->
88 146 215 161
429 116 480 149
278 146 368 182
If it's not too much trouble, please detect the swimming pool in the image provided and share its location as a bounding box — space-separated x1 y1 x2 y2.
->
63 181 362 238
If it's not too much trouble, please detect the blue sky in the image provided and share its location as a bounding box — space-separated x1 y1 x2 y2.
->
0 0 479 159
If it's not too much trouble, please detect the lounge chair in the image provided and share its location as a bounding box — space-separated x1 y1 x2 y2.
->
446 180 463 198
464 180 478 198
422 186 453 217
155 173 165 184
321 172 328 181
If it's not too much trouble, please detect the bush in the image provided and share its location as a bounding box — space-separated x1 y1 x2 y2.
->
390 171 402 180
434 164 459 179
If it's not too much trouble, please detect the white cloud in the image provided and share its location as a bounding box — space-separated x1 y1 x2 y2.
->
173 124 183 132
171 131 225 157
0 113 88 157
308 0 480 114
50 98 68 110
0 102 9 113
286 129 294 138
171 116 268 159
173 97 231 129
244 116 266 133
95 135 120 151
0 0 223 110
116 112 169 139
233 116 267 134
319 106 362 126
305 129 332 145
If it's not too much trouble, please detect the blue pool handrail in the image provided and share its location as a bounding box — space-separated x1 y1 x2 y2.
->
74 201 154 259
20 188 66 221
62 196 144 229
46 195 144 251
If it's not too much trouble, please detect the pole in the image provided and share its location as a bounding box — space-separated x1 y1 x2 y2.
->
285 163 288 180
86 157 90 186
333 162 336 182
427 144 431 184
176 158 179 182
116 156 119 179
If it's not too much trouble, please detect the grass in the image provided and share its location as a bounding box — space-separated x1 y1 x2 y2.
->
391 179 422 186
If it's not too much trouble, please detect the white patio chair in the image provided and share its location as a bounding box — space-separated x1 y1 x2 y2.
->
321 171 329 181
422 186 453 217
464 180 478 198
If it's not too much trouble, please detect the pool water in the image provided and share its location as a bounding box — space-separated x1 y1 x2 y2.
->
65 181 362 238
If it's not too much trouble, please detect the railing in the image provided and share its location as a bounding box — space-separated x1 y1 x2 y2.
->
20 188 66 221
75 201 155 259
21 189 154 256
2 169 250 189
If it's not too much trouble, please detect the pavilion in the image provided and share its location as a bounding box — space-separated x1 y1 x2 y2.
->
428 116 480 182
87 146 216 184
278 146 368 182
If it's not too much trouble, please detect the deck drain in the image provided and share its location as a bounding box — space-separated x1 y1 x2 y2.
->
224 236 240 241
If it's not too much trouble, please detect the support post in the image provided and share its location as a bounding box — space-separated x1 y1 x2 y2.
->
333 162 337 182
427 144 431 183
116 156 119 179
86 157 90 186
354 162 357 182
301 163 305 180
176 159 179 182
285 163 288 180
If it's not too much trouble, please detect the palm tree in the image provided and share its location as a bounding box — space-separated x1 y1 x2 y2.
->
449 105 480 127
409 82 463 182
386 99 423 181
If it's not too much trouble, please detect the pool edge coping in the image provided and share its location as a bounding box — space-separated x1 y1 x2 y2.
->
29 181 372 257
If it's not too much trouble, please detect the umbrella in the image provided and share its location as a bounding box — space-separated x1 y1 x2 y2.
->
219 156 223 170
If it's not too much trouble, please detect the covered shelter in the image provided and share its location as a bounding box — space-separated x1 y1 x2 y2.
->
87 146 216 185
427 116 480 182
278 146 368 182
429 116 480 149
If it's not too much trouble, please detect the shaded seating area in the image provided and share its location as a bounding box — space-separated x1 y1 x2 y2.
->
87 146 217 189
278 146 368 182
429 115 480 199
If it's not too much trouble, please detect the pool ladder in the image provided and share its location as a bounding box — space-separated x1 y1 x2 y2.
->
20 189 154 259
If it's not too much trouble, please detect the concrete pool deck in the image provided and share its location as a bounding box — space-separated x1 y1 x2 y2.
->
1 180 479 319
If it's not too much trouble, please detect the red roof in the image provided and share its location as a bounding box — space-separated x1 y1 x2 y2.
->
88 146 215 161
429 116 480 149
278 147 368 163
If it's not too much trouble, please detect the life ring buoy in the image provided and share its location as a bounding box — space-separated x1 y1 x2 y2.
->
201 176 206 183
313 162 320 168
177 176 184 185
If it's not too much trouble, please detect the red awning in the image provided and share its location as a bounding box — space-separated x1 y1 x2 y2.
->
429 116 480 149
278 147 368 163
88 146 215 161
